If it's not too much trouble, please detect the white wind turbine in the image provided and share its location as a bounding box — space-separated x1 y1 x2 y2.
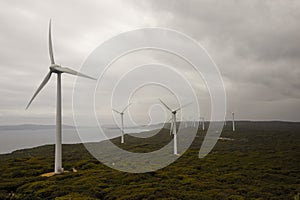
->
113 103 131 144
26 20 96 174
200 117 205 130
232 112 235 132
159 99 191 155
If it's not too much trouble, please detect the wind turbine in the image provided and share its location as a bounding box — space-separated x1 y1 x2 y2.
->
232 112 235 132
113 103 131 144
200 117 205 130
159 99 191 155
26 20 96 174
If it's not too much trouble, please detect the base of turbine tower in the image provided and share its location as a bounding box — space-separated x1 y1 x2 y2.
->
55 168 64 174
41 169 69 177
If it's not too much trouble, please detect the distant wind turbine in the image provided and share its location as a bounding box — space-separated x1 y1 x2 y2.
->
200 117 205 131
26 20 96 174
113 103 131 144
232 112 235 132
159 99 192 155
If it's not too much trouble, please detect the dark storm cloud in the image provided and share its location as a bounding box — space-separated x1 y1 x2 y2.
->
130 0 300 120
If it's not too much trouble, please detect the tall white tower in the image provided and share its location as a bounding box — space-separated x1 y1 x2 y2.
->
232 112 235 132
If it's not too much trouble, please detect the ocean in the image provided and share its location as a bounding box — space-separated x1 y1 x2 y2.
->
0 125 156 154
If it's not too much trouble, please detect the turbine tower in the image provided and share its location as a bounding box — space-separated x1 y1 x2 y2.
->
113 103 131 144
170 119 174 135
159 99 191 155
26 20 96 174
200 117 205 130
232 112 235 132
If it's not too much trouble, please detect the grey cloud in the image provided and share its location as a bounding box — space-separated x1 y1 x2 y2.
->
130 0 300 120
0 0 299 125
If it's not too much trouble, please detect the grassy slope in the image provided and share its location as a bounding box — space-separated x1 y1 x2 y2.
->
0 121 299 200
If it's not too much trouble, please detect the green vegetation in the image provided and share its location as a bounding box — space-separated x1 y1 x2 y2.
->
0 121 299 199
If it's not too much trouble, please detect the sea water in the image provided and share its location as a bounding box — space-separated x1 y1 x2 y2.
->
0 126 153 154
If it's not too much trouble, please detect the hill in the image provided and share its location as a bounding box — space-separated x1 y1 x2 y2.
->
0 121 299 199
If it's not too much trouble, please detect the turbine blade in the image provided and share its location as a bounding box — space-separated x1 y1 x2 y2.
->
112 109 121 114
26 71 52 109
49 19 55 64
175 102 193 112
58 67 96 80
122 103 132 113
159 99 172 112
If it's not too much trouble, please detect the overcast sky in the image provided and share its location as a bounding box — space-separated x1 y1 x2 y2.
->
0 0 299 126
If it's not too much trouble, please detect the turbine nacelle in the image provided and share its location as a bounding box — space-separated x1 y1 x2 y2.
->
159 99 192 116
50 65 62 73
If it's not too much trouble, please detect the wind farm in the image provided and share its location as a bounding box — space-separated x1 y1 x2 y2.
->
0 121 299 199
1 1 300 199
0 20 298 199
